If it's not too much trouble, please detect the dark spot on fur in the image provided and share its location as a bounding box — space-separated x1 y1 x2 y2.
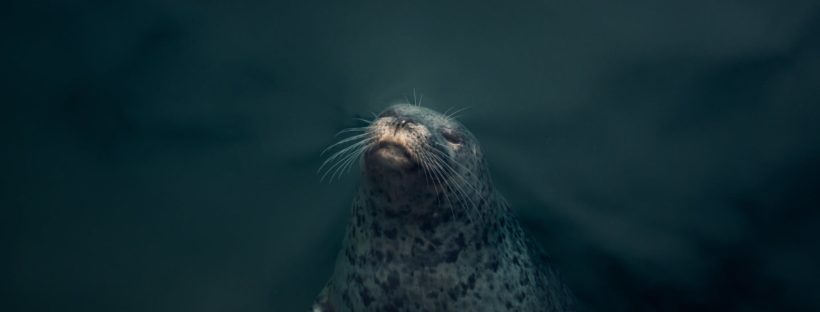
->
445 249 460 263
359 288 374 307
384 227 397 239
387 270 400 291
345 248 356 265
342 289 352 307
455 232 466 249
447 288 459 300
420 220 437 233
372 250 383 262
488 259 499 272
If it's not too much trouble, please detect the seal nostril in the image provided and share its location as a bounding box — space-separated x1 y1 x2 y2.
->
396 117 416 128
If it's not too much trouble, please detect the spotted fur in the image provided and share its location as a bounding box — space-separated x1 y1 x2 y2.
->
314 104 574 311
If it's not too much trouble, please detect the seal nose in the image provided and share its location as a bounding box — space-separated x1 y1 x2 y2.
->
378 106 419 129
392 117 415 134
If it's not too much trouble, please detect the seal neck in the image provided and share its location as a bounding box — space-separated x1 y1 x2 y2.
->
349 180 506 238
340 185 513 270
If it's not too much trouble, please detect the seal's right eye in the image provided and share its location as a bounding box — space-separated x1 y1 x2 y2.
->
441 129 463 144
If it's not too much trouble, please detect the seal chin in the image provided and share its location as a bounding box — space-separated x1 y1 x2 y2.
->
365 141 417 171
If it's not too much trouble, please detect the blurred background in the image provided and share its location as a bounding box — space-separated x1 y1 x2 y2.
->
4 0 820 311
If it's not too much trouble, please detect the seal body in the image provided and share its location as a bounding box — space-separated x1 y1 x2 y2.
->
314 104 574 311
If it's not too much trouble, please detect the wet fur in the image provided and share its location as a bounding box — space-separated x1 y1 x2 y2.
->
314 104 574 311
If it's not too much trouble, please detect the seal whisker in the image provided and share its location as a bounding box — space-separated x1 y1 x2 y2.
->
424 149 478 223
429 157 484 220
329 143 369 182
427 146 484 197
318 136 373 177
319 136 371 171
446 106 472 121
438 166 479 222
321 142 371 182
354 117 373 124
425 148 485 222
334 127 370 137
337 139 375 179
415 145 436 189
440 159 479 223
431 142 486 182
321 132 371 156
416 149 444 206
420 148 460 220
328 147 361 181
418 148 454 211
323 137 374 178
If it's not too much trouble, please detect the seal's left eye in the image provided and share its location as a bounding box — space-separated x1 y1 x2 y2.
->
442 129 463 144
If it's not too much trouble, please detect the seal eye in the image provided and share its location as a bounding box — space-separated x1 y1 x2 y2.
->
442 129 463 144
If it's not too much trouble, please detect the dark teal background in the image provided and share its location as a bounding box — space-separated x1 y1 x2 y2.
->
4 0 820 311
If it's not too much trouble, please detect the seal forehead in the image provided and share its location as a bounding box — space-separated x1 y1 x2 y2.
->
380 104 452 126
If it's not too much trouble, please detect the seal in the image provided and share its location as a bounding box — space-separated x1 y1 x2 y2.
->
314 104 574 311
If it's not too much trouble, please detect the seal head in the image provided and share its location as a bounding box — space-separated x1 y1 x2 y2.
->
360 104 489 219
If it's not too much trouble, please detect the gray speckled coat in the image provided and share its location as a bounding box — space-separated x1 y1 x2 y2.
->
314 104 574 311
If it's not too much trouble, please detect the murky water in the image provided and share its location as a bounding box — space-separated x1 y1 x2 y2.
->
6 1 820 311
